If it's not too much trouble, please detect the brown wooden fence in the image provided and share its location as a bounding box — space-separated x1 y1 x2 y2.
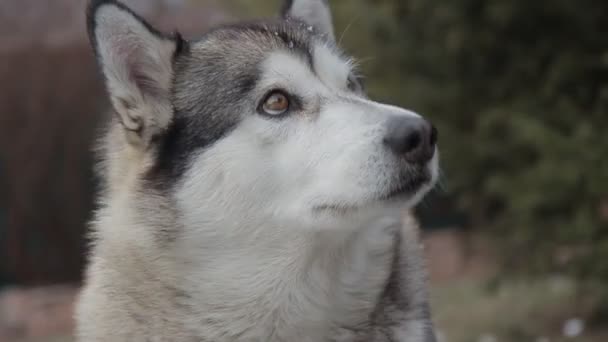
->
0 0 230 286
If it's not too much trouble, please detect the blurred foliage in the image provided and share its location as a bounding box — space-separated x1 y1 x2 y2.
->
227 0 608 304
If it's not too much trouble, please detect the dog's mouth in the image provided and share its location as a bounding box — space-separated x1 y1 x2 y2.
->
378 174 431 201
313 172 432 214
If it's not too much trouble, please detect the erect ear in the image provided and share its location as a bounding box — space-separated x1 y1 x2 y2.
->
87 0 184 147
281 0 335 42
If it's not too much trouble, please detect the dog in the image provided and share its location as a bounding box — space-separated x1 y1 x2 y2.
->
76 0 440 341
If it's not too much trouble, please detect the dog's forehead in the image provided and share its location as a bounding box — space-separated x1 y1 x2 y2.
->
182 19 348 78
189 20 311 64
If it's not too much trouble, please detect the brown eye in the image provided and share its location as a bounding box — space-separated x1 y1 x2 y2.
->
261 91 289 116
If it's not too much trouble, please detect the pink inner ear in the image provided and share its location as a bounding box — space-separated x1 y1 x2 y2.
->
116 39 166 98
130 62 165 98
95 5 176 101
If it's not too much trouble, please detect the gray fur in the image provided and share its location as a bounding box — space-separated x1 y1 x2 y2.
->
77 1 439 341
150 19 319 184
282 0 335 41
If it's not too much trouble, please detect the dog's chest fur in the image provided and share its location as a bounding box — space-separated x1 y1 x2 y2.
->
77 209 429 341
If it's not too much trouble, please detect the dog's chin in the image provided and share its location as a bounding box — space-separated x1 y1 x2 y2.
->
378 172 435 205
313 171 436 217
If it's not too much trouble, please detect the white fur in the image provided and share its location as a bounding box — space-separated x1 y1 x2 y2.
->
77 2 438 341
313 43 353 89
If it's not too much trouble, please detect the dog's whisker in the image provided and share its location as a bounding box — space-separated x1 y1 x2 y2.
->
338 15 361 46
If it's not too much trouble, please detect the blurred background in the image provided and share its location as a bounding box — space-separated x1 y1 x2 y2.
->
0 0 606 341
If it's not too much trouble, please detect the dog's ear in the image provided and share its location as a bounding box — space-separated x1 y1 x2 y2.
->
87 0 185 147
281 0 335 42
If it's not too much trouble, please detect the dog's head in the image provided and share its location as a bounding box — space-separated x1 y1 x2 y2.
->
88 0 439 230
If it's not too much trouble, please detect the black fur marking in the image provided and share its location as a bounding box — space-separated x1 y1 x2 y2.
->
280 0 295 17
145 20 320 189
172 31 188 58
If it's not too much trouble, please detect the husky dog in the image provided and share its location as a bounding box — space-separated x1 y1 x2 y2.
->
76 0 440 341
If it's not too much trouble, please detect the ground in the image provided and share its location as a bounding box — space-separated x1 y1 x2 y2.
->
432 278 607 342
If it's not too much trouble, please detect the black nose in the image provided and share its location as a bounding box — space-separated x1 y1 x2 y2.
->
383 116 438 163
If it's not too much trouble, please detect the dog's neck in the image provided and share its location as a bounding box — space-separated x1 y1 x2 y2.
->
168 216 400 338
93 190 426 340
